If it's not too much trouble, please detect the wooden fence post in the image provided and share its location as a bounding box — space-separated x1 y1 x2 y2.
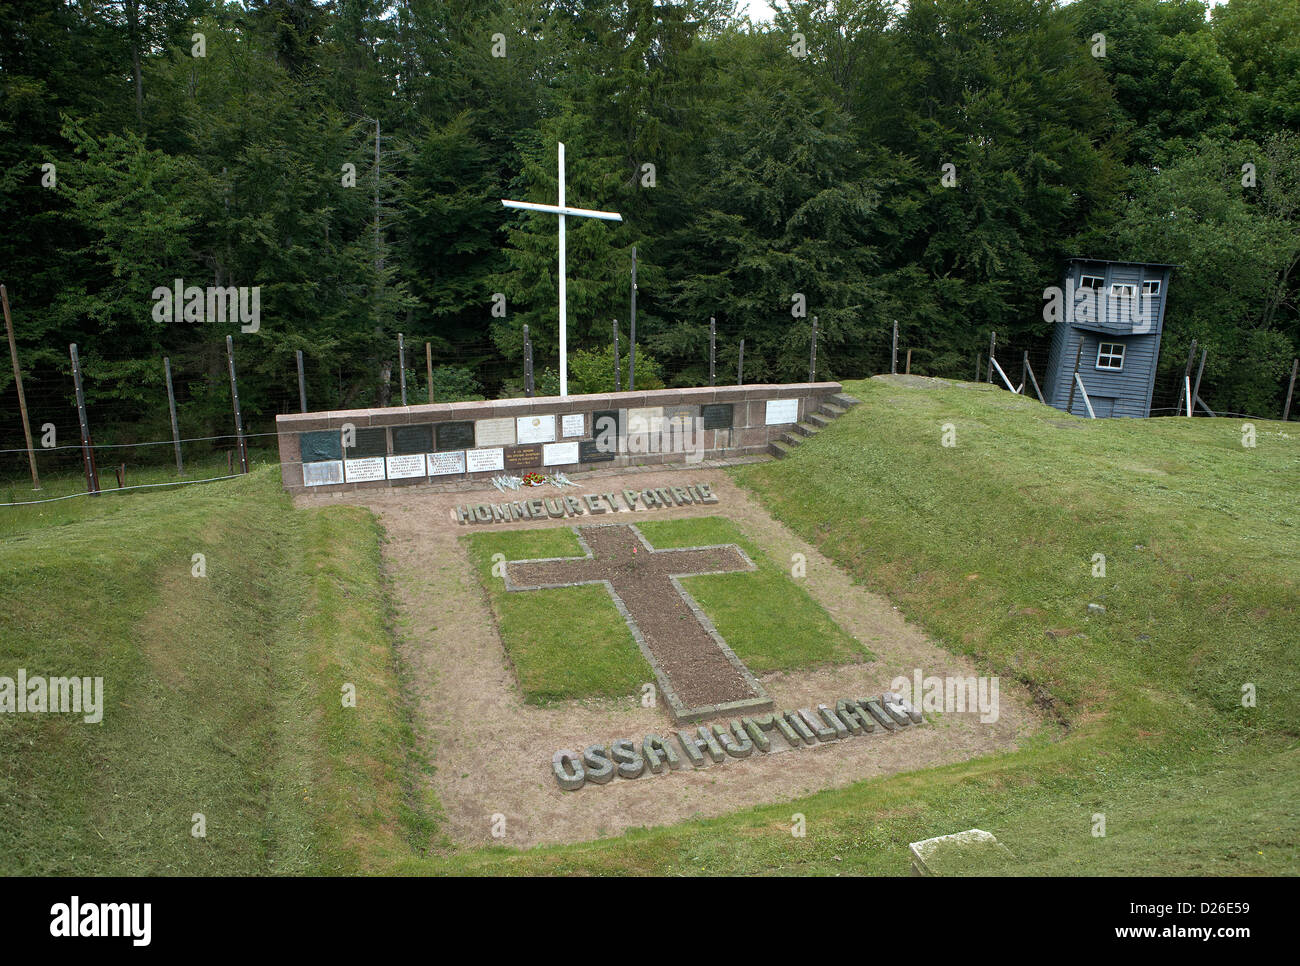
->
2 285 39 489
296 349 308 413
629 245 637 392
1190 348 1207 418
737 338 745 386
398 332 407 406
1066 343 1082 414
809 316 818 383
523 325 533 397
1175 339 1197 415
164 356 184 476
226 335 248 473
709 318 716 387
612 319 620 392
1283 358 1297 422
69 343 98 494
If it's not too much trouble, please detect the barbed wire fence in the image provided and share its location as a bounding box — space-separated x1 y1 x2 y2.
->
1 320 1295 507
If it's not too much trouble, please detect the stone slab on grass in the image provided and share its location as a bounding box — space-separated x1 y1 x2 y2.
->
909 829 1015 876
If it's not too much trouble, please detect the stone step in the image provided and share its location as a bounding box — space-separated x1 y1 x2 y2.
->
807 412 832 428
791 421 819 438
769 439 796 459
831 393 861 408
780 431 804 447
820 403 847 417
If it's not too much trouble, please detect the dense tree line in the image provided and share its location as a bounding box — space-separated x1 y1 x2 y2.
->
1 0 1296 450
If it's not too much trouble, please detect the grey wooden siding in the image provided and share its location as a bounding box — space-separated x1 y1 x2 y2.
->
1045 261 1172 418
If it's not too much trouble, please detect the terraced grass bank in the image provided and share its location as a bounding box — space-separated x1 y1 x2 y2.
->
0 470 413 875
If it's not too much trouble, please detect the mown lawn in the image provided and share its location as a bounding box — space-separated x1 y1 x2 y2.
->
464 527 654 703
465 516 865 703
0 468 413 874
634 517 866 672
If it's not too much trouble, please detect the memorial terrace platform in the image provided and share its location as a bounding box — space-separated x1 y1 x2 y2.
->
275 382 851 495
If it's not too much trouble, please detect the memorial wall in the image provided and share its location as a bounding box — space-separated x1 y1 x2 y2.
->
275 382 842 493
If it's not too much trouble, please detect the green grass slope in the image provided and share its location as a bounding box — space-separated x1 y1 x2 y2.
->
0 469 414 874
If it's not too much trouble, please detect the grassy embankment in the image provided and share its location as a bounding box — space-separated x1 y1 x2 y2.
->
2 377 1295 874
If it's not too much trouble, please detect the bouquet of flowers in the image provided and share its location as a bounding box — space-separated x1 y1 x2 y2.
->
521 472 545 487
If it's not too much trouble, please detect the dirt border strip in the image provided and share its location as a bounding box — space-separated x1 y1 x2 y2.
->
502 523 774 721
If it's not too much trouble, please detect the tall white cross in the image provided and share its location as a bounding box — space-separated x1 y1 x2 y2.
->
502 142 622 397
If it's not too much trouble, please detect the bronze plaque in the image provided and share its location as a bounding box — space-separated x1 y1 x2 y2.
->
503 444 543 470
701 403 733 430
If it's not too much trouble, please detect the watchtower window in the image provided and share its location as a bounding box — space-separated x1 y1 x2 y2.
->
1096 342 1125 371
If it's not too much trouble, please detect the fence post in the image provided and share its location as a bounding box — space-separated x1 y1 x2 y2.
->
737 338 744 386
809 315 818 383
226 335 248 473
69 343 98 494
1190 348 1207 417
629 245 637 392
709 318 716 387
2 285 39 489
1175 339 1197 416
398 332 407 406
523 324 533 397
905 348 912 375
296 349 307 412
987 330 996 384
426 342 433 403
612 319 621 393
1282 357 1297 422
164 356 184 476
1066 343 1082 414
891 320 898 374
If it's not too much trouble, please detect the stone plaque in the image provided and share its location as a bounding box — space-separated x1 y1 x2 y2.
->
663 404 698 424
344 426 387 459
765 398 799 425
579 439 616 463
626 407 663 435
344 457 386 483
701 403 733 429
516 414 556 444
542 441 579 466
435 421 475 452
393 424 433 455
504 444 543 470
300 430 341 463
427 451 466 476
561 413 585 437
302 460 343 487
475 417 516 447
386 454 426 479
592 409 620 440
466 447 504 473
